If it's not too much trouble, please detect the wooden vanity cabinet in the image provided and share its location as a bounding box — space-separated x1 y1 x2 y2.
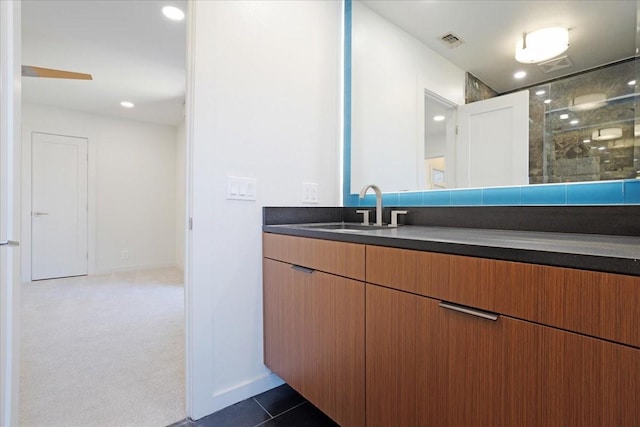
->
264 234 640 426
365 245 640 426
263 234 365 427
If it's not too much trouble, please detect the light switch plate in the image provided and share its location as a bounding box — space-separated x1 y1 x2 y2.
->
227 176 256 201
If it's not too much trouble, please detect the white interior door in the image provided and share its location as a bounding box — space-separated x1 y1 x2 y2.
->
31 132 88 281
456 90 529 188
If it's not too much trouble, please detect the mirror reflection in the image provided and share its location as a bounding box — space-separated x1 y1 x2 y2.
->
350 0 639 193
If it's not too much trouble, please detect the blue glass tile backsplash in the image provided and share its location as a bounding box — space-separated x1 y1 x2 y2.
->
346 180 640 207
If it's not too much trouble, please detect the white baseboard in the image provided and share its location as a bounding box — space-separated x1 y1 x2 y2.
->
193 373 284 421
93 262 182 276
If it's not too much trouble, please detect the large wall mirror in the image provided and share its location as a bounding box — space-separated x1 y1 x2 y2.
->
344 0 640 205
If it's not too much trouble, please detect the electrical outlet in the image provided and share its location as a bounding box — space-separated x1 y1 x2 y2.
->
302 182 319 203
121 249 129 260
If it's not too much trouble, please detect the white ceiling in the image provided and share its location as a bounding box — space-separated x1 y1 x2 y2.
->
21 0 186 126
360 0 637 94
21 1 636 126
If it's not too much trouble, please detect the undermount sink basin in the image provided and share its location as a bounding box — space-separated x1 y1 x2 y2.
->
300 222 388 231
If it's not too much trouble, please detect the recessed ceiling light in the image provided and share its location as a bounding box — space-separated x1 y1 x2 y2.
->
535 90 546 96
162 5 185 21
598 146 606 151
514 71 527 79
583 139 591 143
570 119 579 125
544 99 552 104
120 101 134 108
628 80 637 86
559 114 569 120
433 115 445 122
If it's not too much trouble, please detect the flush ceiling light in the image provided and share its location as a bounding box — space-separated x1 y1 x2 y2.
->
544 99 552 104
514 71 527 79
162 5 185 21
629 80 637 86
568 93 607 111
433 115 445 122
515 27 569 64
592 127 622 141
120 101 134 108
570 119 579 125
635 124 640 137
535 90 546 96
559 114 569 120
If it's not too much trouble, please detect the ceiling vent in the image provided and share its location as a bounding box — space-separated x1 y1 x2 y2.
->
439 32 465 48
537 55 573 73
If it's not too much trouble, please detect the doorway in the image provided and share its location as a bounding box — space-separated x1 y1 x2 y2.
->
424 90 457 189
19 0 188 425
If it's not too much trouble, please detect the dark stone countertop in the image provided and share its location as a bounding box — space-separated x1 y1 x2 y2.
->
263 206 640 277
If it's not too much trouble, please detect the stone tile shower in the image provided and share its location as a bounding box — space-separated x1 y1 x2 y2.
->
469 58 639 184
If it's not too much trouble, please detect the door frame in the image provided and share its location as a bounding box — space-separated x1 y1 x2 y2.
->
5 1 196 425
1 1 21 426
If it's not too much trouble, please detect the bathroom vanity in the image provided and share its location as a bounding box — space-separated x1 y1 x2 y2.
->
262 206 640 427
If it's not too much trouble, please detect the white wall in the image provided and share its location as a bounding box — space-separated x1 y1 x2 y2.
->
351 0 465 193
188 0 341 419
21 103 180 280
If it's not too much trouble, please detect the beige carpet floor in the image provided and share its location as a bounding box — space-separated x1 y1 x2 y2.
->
19 267 185 427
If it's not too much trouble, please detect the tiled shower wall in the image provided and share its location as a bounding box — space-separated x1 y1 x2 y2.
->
467 59 639 185
532 59 637 184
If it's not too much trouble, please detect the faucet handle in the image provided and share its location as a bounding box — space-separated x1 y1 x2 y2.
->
355 209 370 225
389 210 408 228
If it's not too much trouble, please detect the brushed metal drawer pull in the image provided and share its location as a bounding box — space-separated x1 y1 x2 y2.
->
291 265 315 274
439 302 499 321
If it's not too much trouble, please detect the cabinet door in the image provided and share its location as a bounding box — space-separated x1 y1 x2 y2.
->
263 258 365 427
366 285 420 427
263 258 308 391
331 272 366 427
543 327 640 426
437 303 543 426
415 295 446 425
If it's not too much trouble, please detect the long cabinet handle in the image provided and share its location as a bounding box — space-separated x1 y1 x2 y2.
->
291 265 315 274
439 301 499 321
0 240 20 247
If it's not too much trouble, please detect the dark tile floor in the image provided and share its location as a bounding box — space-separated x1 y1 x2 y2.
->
167 384 338 427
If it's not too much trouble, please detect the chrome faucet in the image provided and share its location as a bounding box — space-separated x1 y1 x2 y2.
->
359 184 383 226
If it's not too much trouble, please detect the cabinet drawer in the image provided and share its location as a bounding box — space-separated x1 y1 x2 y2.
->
416 250 640 348
263 233 365 280
366 246 418 293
